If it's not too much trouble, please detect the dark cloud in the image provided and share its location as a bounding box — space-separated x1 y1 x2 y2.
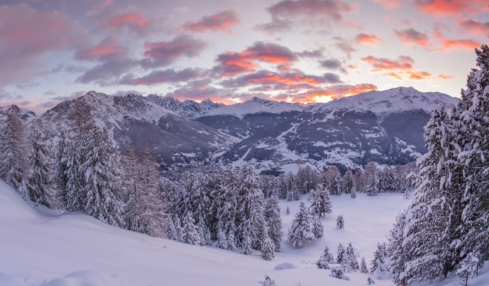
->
320 59 347 74
120 68 203 86
140 35 208 69
255 18 293 34
335 41 357 59
394 28 430 48
179 10 241 33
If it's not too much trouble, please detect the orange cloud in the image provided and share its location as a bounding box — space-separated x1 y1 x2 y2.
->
386 72 402 80
408 71 431 80
414 0 489 17
275 83 378 103
355 33 383 46
361 56 414 72
180 10 240 33
438 74 454 80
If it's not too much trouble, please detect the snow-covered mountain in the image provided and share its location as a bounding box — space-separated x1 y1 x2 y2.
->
3 86 459 173
31 91 238 171
214 87 459 173
307 86 459 116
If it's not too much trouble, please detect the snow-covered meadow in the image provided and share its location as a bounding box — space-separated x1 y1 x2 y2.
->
1 180 488 286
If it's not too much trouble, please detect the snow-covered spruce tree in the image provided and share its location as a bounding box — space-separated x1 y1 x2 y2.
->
261 237 275 261
343 242 359 272
330 266 350 281
174 216 184 242
0 105 31 197
367 276 375 284
350 184 356 198
397 104 463 283
227 231 237 252
312 215 323 239
365 170 379 196
264 195 282 252
317 245 334 269
309 184 332 217
182 212 201 245
54 130 68 198
62 140 84 211
166 216 179 241
387 211 408 286
322 166 341 195
456 45 489 272
360 257 369 274
370 243 391 279
341 168 354 194
259 275 276 286
336 243 345 264
217 224 228 249
26 129 58 208
288 202 315 248
81 127 125 227
336 215 344 229
285 206 290 215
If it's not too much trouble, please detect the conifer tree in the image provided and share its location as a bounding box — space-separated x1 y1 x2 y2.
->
312 215 324 239
387 211 408 286
366 171 379 196
182 212 201 245
166 216 179 241
370 243 389 277
261 237 275 261
54 130 69 200
344 242 359 272
81 127 125 227
227 231 237 252
336 243 345 264
26 129 58 208
361 257 369 274
63 140 83 211
264 196 282 252
317 245 334 269
288 202 315 248
0 105 31 195
336 215 344 229
285 206 290 215
309 184 332 217
341 168 354 194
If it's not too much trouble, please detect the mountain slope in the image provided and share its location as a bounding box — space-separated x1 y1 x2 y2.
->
32 92 238 171
217 87 459 173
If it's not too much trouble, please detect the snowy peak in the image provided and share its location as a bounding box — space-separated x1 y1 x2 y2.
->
307 87 459 115
0 105 37 124
202 96 304 118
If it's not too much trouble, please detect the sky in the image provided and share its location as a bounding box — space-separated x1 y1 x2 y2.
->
0 0 487 113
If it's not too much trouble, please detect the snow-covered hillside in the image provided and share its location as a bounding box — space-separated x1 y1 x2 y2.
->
203 97 304 118
307 87 459 117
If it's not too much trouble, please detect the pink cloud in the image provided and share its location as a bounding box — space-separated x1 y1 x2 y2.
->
414 0 489 17
434 30 481 51
180 10 241 33
355 33 383 46
75 37 123 61
361 55 414 72
458 19 489 37
0 4 85 85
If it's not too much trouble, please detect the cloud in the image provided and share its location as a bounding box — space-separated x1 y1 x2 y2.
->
438 74 454 80
407 71 431 80
361 56 414 72
213 42 300 77
434 30 481 51
75 37 123 61
386 72 403 80
297 49 324 58
355 33 383 46
219 70 341 88
179 10 240 33
458 19 489 37
257 0 354 34
413 0 489 17
120 68 202 86
267 0 354 20
255 19 293 34
335 41 357 59
273 83 378 103
371 0 400 9
394 28 430 48
320 59 347 74
165 81 233 103
0 4 85 85
140 35 208 68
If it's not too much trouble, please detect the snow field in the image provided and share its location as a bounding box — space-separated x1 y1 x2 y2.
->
2 180 488 285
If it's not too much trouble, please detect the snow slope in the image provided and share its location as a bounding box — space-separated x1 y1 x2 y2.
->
307 87 459 116
1 181 488 286
203 97 304 118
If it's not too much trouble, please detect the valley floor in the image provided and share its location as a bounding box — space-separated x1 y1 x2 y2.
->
1 181 488 286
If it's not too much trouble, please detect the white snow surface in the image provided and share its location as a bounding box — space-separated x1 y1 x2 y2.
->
307 87 459 116
1 180 488 285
